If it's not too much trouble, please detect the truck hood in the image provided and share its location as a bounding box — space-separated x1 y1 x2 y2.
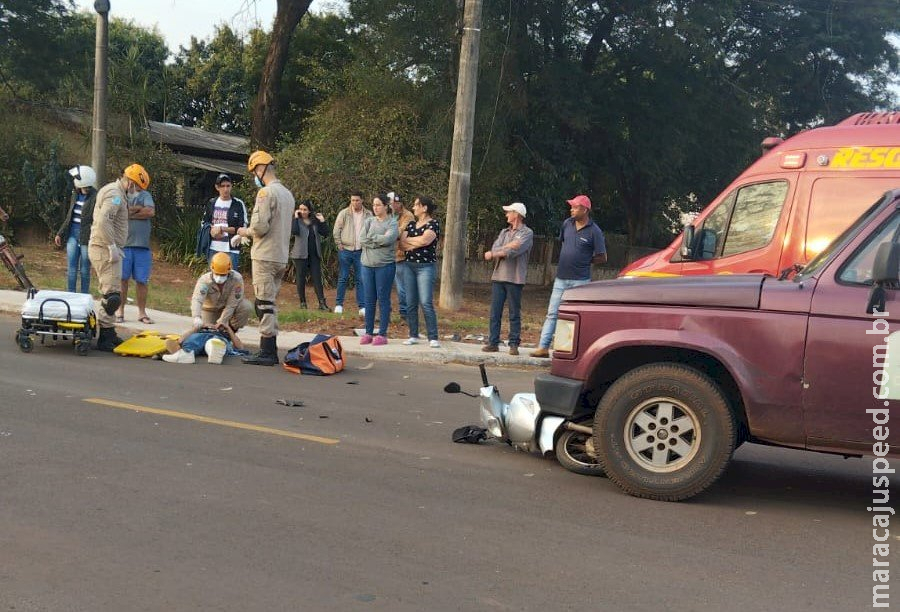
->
562 274 766 309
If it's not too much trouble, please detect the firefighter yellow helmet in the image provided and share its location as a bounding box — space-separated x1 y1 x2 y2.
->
210 252 232 275
247 150 274 172
123 164 150 190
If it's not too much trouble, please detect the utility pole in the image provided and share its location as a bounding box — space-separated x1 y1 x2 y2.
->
91 0 110 185
439 0 483 311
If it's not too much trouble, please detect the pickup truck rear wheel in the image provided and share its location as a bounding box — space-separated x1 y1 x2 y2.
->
594 363 736 502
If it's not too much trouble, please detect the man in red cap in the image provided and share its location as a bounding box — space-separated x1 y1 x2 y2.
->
532 194 607 358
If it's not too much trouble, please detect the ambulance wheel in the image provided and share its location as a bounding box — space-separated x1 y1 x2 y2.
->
18 334 33 353
555 423 606 477
75 341 89 356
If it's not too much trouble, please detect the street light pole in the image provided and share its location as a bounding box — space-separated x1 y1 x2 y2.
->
439 0 483 311
91 0 110 185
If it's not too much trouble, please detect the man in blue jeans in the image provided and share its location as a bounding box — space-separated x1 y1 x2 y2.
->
532 194 606 358
332 191 372 315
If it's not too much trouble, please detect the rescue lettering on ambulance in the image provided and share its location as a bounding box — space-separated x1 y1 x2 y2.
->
831 147 900 169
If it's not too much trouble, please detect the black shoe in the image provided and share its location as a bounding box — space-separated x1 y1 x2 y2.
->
242 336 278 366
318 300 329 311
300 302 308 309
96 326 123 352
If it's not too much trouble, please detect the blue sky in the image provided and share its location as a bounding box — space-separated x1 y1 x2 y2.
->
73 0 345 52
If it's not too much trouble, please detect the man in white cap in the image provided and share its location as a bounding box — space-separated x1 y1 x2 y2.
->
482 202 533 355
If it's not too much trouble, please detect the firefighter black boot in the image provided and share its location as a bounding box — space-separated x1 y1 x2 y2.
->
241 335 278 366
96 326 124 352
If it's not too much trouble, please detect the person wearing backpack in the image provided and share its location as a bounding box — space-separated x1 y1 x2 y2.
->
203 174 248 270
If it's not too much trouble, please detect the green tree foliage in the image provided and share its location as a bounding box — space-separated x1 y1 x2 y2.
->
21 142 70 237
0 0 73 97
278 65 446 215
3 0 898 249
168 26 256 132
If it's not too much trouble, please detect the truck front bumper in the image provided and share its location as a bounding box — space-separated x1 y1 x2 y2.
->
534 373 585 418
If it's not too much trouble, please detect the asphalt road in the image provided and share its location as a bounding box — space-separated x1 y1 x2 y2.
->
0 316 888 611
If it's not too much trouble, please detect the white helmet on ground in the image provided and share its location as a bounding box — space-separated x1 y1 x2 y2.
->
68 165 97 189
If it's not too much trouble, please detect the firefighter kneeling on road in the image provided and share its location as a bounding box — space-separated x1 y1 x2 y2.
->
89 164 150 351
235 150 294 366
163 252 253 363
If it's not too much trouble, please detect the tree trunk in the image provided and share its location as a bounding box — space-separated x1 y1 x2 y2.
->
251 0 311 150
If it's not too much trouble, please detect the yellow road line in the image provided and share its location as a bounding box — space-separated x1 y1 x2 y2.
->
83 398 340 445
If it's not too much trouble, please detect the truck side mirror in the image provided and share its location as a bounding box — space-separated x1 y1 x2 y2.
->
681 224 695 259
866 242 900 314
696 228 718 260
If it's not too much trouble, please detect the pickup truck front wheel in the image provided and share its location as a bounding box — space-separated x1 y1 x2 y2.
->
594 363 736 502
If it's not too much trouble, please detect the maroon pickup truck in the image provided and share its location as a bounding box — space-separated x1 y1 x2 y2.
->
535 189 900 501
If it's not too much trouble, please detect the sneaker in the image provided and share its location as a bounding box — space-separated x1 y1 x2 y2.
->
402 338 419 345
429 340 441 349
205 338 227 364
373 335 387 346
509 345 519 356
162 349 195 364
531 347 551 358
359 308 366 316
481 344 499 353
360 334 373 345
334 305 343 314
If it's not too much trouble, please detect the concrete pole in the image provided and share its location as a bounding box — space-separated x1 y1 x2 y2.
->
91 1 110 185
439 0 483 311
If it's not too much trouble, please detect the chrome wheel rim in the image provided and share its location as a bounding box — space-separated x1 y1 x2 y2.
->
624 397 700 473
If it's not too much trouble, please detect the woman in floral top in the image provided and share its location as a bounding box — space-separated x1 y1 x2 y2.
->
399 196 441 347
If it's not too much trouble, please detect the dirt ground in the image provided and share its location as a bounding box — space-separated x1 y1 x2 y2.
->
2 244 553 345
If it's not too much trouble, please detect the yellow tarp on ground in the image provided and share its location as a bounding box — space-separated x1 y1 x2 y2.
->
114 331 180 357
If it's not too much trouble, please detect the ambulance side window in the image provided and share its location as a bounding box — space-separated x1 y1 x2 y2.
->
721 181 789 256
692 180 789 260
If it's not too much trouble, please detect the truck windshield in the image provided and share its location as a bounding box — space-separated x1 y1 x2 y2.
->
794 196 889 281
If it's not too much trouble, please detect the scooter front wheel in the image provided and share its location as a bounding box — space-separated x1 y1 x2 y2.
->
555 424 606 477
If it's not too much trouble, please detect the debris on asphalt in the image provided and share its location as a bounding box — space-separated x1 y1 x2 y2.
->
346 380 359 385
365 417 372 423
275 399 305 407
318 415 329 419
357 362 375 370
220 387 233 391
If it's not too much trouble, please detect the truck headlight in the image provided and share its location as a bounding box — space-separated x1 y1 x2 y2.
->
553 319 575 353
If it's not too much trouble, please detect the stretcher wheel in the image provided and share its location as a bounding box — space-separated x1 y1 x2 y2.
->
75 341 89 356
17 333 33 353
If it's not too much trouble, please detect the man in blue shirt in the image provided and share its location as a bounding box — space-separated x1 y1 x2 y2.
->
532 194 607 358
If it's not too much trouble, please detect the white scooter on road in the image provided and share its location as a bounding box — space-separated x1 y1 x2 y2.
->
445 364 604 476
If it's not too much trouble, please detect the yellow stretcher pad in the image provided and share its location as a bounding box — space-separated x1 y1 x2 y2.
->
114 331 181 357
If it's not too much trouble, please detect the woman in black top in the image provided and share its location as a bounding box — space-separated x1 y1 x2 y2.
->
290 200 330 310
399 196 441 347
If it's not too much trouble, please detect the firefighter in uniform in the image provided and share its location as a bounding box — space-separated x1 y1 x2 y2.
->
190 252 253 332
236 150 294 365
162 252 254 359
88 164 150 351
